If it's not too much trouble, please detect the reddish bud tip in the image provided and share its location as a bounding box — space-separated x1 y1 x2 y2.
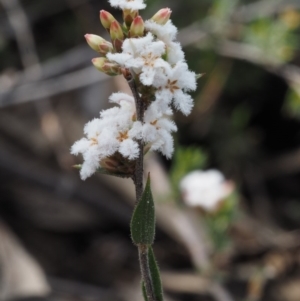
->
133 16 144 26
100 10 116 29
110 20 124 42
129 16 144 37
151 8 172 25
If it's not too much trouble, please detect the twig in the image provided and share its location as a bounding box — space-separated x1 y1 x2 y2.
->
0 66 109 107
0 139 132 224
233 0 300 23
178 22 208 48
177 18 300 91
186 33 300 88
0 0 39 68
209 282 235 301
215 40 300 89
0 0 73 169
0 0 91 39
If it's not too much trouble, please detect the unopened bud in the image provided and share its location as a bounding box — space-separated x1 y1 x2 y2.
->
151 8 172 25
85 34 113 54
92 58 122 76
129 16 144 37
110 21 124 52
110 21 124 41
99 41 114 55
100 10 116 30
123 9 139 28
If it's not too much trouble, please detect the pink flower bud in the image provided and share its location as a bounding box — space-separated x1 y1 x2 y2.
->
100 10 116 30
85 34 113 54
123 9 139 28
110 21 124 52
110 21 124 41
151 8 172 25
129 16 144 37
92 58 121 76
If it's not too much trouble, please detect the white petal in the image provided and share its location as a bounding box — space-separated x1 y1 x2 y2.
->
109 92 134 105
145 20 177 43
173 90 194 115
119 139 139 159
167 42 185 65
140 66 156 86
157 129 174 158
128 121 143 139
83 118 101 138
157 119 177 133
142 124 157 142
106 52 132 66
71 138 90 155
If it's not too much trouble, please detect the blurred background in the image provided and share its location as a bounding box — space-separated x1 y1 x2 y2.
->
1 0 300 300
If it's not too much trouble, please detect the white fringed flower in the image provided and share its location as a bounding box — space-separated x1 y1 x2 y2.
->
108 0 146 10
180 170 234 212
71 93 141 180
142 102 177 158
145 20 185 65
107 33 169 86
153 61 197 115
145 20 178 44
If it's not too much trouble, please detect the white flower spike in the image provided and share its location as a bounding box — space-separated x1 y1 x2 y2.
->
72 0 200 179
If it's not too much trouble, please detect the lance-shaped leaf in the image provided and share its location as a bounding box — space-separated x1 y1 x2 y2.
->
131 174 155 245
148 247 164 301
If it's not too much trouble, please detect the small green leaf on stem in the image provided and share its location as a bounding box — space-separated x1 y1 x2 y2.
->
148 247 164 301
96 168 131 179
131 173 155 245
74 165 131 178
73 164 82 170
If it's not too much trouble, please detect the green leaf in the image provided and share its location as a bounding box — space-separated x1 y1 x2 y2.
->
148 247 164 301
142 282 149 301
96 168 131 179
130 174 155 245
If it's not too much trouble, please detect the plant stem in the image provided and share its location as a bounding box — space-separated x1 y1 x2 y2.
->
127 75 144 204
126 74 156 301
139 244 156 301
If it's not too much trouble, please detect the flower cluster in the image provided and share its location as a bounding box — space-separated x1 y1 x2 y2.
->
180 170 234 212
71 0 198 180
